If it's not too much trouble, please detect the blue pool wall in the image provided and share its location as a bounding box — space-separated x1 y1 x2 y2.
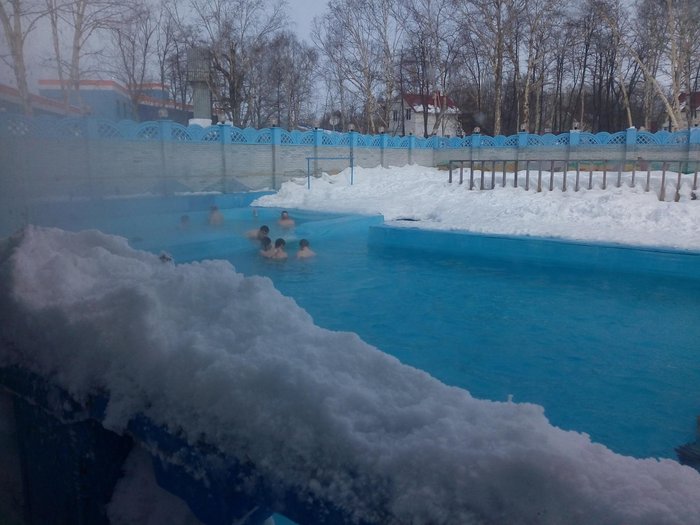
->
25 191 273 230
13 189 700 283
369 224 700 281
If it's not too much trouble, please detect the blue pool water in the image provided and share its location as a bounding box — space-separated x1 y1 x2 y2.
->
29 198 700 460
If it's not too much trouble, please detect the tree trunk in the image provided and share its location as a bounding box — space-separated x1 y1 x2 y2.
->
0 0 35 115
493 21 504 135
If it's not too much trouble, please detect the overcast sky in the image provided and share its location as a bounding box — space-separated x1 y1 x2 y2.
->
0 0 328 90
286 0 328 42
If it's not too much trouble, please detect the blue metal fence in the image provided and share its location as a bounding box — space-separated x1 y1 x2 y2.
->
1 113 699 149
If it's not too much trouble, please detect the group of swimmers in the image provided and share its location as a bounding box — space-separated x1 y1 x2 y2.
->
177 207 315 260
207 207 294 229
257 236 315 260
246 211 316 260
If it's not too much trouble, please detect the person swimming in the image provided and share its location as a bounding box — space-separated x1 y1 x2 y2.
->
271 238 288 259
179 214 191 230
278 210 295 228
259 236 274 258
246 225 270 240
296 238 316 259
208 205 224 225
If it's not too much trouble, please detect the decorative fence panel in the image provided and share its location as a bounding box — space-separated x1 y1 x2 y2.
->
1 113 699 235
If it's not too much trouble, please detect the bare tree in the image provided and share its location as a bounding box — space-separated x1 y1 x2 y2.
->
45 0 68 108
364 0 402 130
632 0 666 129
665 0 700 129
601 0 700 130
314 0 384 133
452 19 490 133
161 0 192 106
153 0 178 106
0 0 46 115
400 0 459 136
189 0 286 126
261 31 317 128
457 0 514 136
504 0 560 132
108 2 157 118
40 0 131 112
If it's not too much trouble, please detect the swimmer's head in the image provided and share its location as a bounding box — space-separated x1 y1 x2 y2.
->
260 225 270 234
280 211 289 219
260 236 272 249
274 238 286 248
299 238 310 248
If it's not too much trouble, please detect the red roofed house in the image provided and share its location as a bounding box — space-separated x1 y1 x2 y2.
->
389 92 461 137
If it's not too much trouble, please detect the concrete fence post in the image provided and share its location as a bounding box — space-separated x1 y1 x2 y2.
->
271 126 281 189
471 130 481 149
517 131 528 148
86 117 99 139
687 126 700 180
691 126 700 145
380 132 388 167
690 126 700 190
569 129 580 146
349 129 357 168
517 131 528 178
569 130 581 190
158 120 173 194
219 124 231 192
432 134 441 167
408 133 415 165
158 119 173 141
471 130 481 167
569 129 581 178
313 127 322 176
85 118 99 198
624 127 637 187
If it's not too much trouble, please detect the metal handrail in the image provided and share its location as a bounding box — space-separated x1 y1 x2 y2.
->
306 155 355 189
447 159 699 201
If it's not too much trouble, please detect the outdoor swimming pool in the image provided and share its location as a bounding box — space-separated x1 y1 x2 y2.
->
31 196 700 460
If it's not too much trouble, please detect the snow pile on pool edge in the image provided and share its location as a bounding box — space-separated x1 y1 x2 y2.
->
1 226 699 525
252 165 700 251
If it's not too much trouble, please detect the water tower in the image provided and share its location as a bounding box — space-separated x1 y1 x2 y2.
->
187 47 212 125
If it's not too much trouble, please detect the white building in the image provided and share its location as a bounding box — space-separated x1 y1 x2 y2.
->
389 92 461 137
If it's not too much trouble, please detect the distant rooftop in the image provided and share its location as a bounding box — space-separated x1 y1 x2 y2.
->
0 82 83 116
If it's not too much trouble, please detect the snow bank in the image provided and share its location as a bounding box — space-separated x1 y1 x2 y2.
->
1 226 699 524
253 165 700 251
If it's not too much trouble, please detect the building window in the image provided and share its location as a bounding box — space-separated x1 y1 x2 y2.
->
392 110 398 122
405 108 412 121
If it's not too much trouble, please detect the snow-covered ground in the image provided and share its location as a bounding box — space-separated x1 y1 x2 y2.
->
253 164 700 251
2 219 700 524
